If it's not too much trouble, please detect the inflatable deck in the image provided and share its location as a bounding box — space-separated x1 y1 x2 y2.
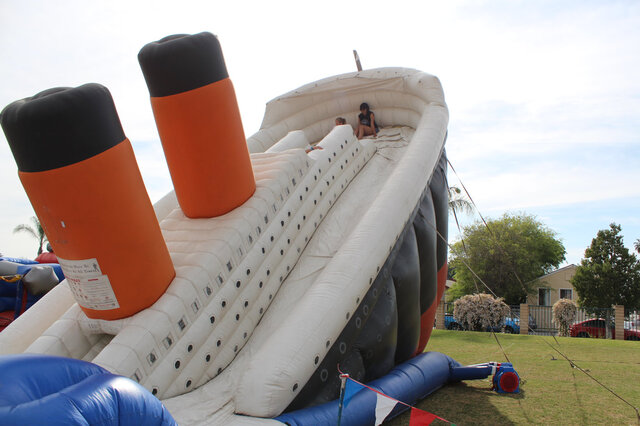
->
1 32 454 424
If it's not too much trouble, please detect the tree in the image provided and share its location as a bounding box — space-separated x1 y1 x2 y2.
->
552 298 577 337
449 213 566 305
453 293 509 331
13 216 47 256
635 238 640 254
571 223 640 310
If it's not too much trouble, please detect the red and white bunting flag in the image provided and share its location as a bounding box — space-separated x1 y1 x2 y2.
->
340 376 449 425
409 407 438 425
374 392 398 425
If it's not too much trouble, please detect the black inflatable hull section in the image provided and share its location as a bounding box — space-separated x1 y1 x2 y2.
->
431 148 449 303
390 225 421 364
285 149 448 412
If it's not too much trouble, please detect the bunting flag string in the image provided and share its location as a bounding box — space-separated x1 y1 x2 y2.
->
340 375 453 425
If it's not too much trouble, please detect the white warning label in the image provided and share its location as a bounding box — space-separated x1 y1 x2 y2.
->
58 257 102 278
58 257 120 311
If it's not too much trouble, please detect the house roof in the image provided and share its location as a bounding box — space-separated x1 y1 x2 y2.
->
535 264 577 281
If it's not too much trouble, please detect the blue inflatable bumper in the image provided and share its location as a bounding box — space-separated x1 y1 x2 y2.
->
276 352 458 425
276 351 519 425
0 354 176 426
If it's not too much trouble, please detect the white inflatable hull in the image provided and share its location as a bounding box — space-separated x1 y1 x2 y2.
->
0 67 448 424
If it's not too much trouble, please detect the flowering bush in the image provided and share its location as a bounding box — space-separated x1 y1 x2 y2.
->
453 293 510 331
552 298 577 337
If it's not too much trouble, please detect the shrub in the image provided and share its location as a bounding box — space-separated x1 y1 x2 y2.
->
553 298 577 337
453 293 510 331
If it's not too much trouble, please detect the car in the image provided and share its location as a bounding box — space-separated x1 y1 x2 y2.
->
444 313 521 333
444 313 463 330
570 318 640 340
624 317 639 331
496 314 538 333
489 317 521 334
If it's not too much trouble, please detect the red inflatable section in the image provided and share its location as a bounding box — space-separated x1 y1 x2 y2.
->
34 252 57 263
415 262 447 355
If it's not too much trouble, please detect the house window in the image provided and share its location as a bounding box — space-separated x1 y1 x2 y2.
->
560 288 573 300
538 288 550 306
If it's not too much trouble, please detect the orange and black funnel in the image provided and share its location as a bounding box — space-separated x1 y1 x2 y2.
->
138 32 255 218
1 84 175 320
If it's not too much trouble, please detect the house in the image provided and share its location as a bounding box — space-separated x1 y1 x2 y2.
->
527 264 577 306
442 279 455 302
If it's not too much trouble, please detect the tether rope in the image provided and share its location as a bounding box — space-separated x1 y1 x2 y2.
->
445 158 640 423
540 336 640 422
447 159 530 298
425 218 512 364
444 173 476 293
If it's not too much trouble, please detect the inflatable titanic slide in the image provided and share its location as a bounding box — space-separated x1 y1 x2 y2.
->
0 32 449 424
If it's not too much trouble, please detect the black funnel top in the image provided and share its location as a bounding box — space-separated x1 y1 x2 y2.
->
1 83 126 172
138 32 229 97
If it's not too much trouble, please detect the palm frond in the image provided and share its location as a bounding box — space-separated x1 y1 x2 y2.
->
13 223 37 238
14 215 47 255
448 185 474 215
31 216 45 239
449 198 474 215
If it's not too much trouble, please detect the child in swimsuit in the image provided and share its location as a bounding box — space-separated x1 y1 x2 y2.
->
356 102 378 139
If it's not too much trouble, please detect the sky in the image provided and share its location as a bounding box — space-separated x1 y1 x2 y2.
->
1 0 639 267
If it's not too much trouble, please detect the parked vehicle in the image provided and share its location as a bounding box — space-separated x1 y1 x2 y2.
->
624 320 639 330
489 317 521 334
444 313 463 331
624 315 639 331
570 318 640 340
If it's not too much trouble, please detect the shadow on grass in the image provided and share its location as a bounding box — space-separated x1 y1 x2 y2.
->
571 369 589 425
386 381 521 426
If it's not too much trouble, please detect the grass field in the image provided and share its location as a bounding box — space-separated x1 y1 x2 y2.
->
386 330 640 425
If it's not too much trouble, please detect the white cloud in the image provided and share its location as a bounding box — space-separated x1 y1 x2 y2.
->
1 1 640 260
451 157 640 213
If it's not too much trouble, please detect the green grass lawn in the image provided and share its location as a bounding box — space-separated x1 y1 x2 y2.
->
386 330 640 425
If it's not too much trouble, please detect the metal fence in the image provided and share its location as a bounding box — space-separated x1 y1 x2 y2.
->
444 301 453 314
528 306 614 336
625 307 640 336
442 302 521 334
441 302 640 340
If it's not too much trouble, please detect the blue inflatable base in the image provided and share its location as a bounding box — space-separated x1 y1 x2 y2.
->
0 351 516 425
276 351 460 425
276 351 517 426
0 354 176 426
